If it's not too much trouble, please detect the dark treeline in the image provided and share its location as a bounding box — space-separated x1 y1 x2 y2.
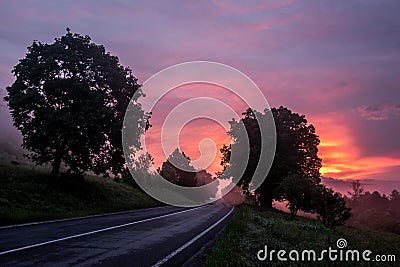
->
347 180 400 234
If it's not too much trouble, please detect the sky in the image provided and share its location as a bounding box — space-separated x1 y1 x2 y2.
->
1 0 400 190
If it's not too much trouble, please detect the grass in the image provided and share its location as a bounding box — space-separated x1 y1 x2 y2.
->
0 160 161 225
206 205 400 266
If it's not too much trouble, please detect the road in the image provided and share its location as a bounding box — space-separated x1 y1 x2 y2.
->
0 203 234 266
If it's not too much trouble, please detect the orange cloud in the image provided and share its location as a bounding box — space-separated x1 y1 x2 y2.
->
143 79 400 183
144 83 246 175
310 112 400 180
145 120 229 175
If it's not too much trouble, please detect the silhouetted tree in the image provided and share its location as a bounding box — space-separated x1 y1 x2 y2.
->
389 189 400 225
276 174 315 219
389 189 399 201
218 144 231 178
159 149 197 187
123 152 154 187
4 30 147 178
219 108 264 195
221 185 245 206
196 170 219 200
313 184 351 228
219 107 322 208
347 180 364 199
196 170 213 186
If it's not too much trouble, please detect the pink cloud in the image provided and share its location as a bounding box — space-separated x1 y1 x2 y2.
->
212 0 297 16
357 104 400 121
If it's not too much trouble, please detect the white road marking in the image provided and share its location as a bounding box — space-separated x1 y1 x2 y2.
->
0 205 169 230
0 206 204 256
151 206 235 267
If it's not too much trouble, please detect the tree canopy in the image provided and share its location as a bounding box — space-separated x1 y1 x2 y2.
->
313 184 351 228
4 30 147 178
159 148 197 187
220 106 322 208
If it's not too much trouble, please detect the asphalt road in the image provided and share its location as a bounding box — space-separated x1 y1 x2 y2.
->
0 203 234 266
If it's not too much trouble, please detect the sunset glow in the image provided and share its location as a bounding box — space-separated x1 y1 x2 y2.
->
311 113 400 181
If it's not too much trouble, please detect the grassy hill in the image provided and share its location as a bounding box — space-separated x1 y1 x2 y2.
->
0 159 161 226
206 205 400 266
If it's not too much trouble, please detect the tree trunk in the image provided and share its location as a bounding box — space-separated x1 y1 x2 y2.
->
290 209 298 220
258 184 274 209
51 151 62 179
259 192 273 209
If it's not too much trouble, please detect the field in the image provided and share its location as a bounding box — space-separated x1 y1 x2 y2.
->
206 205 400 266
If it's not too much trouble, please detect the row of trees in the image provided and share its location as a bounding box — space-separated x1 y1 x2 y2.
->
347 181 400 234
276 174 351 227
219 108 351 227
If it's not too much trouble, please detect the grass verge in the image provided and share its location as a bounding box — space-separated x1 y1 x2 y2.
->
205 205 400 266
0 161 161 226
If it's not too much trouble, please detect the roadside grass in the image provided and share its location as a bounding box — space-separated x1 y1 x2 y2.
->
206 205 400 266
0 161 161 226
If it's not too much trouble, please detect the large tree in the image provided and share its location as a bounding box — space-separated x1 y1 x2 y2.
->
220 106 322 208
4 30 147 178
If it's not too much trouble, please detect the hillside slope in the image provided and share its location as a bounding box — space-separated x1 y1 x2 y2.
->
0 161 160 225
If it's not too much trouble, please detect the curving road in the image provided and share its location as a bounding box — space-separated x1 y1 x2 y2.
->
0 203 234 266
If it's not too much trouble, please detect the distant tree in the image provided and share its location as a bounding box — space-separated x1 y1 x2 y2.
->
369 191 390 210
159 149 197 187
4 30 147 178
196 170 219 200
347 190 400 233
195 170 214 186
123 152 154 187
221 185 246 206
389 189 399 201
276 174 315 219
389 189 400 220
347 180 364 199
219 107 322 208
313 185 351 228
